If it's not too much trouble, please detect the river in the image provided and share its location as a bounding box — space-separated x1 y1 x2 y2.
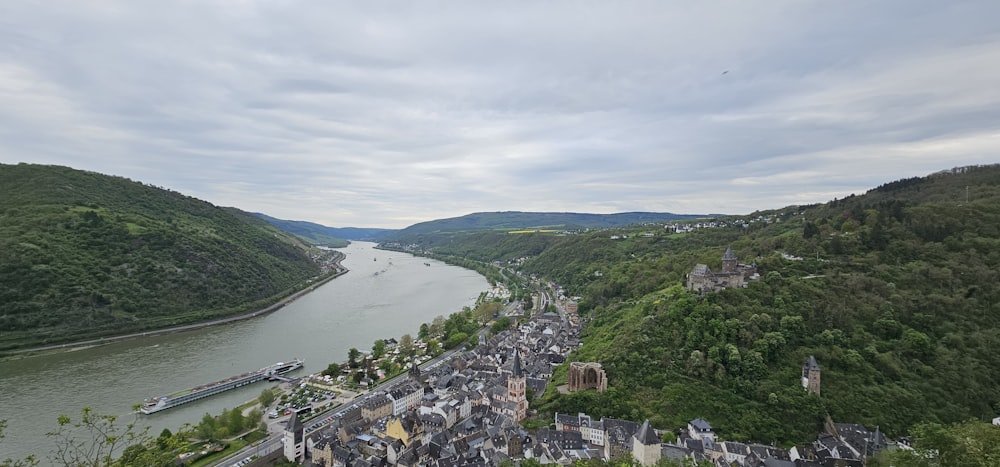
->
0 242 488 462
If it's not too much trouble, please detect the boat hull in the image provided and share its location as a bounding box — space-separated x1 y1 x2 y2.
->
139 359 303 414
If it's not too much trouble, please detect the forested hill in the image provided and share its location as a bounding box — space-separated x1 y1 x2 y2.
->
387 211 706 240
0 164 325 351
403 165 1000 444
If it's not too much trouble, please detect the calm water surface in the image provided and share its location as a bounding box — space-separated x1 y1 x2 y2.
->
0 242 487 461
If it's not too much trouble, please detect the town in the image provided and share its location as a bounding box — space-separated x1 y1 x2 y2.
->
232 285 900 467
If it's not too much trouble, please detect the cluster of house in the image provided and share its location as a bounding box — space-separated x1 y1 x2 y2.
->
553 413 892 467
483 284 512 302
666 213 787 235
311 250 347 276
284 310 581 466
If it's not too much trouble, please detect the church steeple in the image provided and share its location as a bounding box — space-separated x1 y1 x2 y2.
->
409 361 422 382
512 349 523 378
507 349 527 422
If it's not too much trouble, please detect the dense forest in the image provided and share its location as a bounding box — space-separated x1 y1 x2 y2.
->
397 165 1000 445
0 164 327 351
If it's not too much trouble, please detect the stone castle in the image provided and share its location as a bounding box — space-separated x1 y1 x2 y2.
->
686 246 759 293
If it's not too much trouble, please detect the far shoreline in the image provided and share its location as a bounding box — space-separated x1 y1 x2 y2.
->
0 251 349 360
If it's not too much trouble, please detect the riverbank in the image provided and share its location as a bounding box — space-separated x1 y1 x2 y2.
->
1 252 349 360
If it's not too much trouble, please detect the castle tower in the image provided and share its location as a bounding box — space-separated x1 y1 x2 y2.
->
632 419 662 466
802 355 821 396
722 246 738 273
508 349 528 422
283 413 305 462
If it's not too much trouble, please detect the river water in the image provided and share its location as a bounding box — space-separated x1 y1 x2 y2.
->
0 242 487 462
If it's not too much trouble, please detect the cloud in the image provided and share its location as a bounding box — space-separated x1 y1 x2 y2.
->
1 1 999 227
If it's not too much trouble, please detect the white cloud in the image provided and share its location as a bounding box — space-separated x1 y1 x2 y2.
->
1 0 998 227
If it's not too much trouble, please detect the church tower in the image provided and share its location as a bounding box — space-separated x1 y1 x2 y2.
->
722 246 738 273
508 349 528 422
408 361 422 383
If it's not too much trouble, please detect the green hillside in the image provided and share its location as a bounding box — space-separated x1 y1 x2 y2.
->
0 164 327 351
401 165 1000 444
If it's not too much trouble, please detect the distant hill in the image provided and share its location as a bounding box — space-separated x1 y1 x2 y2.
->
0 164 327 351
388 211 707 240
254 213 396 246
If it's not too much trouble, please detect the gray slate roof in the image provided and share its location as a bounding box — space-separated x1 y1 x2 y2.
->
635 419 660 445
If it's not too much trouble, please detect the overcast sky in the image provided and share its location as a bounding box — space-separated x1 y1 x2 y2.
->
1 1 998 228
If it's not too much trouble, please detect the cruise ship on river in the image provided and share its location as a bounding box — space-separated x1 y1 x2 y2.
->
139 358 303 414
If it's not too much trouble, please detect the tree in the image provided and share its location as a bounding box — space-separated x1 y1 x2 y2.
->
372 339 387 359
418 323 430 339
872 419 1000 467
348 348 361 368
474 301 501 324
46 407 170 467
491 316 512 334
226 408 245 434
430 315 446 336
803 221 819 239
378 360 394 376
425 338 441 355
322 362 341 377
446 332 469 349
399 334 415 357
197 413 216 440
259 388 276 408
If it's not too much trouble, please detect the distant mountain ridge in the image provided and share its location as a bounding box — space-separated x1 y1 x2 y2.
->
253 213 396 245
387 210 708 240
255 211 710 246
